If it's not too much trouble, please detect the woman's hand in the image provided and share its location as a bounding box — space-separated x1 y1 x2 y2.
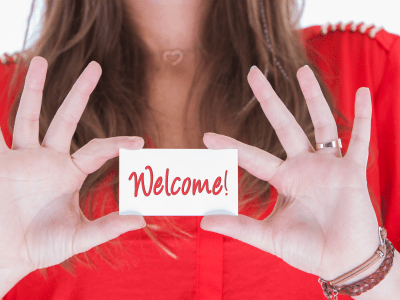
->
0 57 146 275
200 65 379 281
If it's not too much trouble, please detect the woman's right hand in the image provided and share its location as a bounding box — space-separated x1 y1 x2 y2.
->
0 56 146 276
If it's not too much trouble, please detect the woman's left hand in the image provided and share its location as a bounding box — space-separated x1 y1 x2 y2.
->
200 65 379 281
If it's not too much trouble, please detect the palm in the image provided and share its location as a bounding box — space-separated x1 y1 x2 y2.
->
0 57 145 274
200 65 379 281
0 147 85 270
260 152 377 277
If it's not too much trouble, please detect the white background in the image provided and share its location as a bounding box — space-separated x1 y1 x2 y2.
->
0 0 400 55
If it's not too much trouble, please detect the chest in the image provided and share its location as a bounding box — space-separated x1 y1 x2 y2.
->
144 73 232 149
144 102 233 149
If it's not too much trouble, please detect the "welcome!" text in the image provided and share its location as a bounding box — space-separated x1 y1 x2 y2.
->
128 166 229 197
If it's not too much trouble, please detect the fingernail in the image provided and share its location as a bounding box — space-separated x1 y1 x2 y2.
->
250 65 258 72
128 137 142 142
362 87 371 95
140 222 147 229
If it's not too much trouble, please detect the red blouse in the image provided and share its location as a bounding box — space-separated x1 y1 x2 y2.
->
1 23 400 300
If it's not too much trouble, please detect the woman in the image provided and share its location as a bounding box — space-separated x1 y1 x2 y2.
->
0 0 399 299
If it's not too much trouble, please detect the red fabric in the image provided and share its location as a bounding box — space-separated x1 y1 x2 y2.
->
1 24 400 299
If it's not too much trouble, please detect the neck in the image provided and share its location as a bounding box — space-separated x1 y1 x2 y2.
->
124 0 211 74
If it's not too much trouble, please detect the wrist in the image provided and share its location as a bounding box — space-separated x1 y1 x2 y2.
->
339 254 385 285
321 240 382 283
350 248 400 300
318 227 393 299
319 239 399 300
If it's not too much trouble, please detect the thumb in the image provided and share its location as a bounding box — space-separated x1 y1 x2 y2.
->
72 212 146 255
200 214 277 256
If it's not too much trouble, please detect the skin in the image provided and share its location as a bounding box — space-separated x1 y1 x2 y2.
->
0 58 146 298
124 0 213 149
1 1 399 299
201 66 400 299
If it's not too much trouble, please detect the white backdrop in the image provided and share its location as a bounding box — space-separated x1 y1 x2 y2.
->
0 0 399 55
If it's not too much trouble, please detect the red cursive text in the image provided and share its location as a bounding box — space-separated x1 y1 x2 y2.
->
128 166 228 197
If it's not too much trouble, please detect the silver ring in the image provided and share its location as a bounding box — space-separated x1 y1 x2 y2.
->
316 138 342 151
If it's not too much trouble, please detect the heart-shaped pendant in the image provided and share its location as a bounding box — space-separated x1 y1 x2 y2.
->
162 50 184 66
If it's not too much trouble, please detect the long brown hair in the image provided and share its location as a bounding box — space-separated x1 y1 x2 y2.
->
6 0 379 275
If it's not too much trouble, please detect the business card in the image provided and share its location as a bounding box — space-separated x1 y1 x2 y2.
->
119 148 238 216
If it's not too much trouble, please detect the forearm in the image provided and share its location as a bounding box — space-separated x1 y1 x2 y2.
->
0 268 31 298
348 248 400 300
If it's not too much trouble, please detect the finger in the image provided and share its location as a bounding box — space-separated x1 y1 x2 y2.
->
296 65 342 158
343 87 372 167
12 56 47 150
71 136 144 175
247 66 314 158
72 211 146 255
200 214 277 256
0 126 9 152
41 61 102 153
203 133 283 182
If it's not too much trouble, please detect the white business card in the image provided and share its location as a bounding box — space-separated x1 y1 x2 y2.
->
119 148 238 216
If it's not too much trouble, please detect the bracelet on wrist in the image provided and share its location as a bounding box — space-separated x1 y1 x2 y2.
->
318 227 395 299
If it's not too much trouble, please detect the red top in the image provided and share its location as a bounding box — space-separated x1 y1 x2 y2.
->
1 23 400 300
